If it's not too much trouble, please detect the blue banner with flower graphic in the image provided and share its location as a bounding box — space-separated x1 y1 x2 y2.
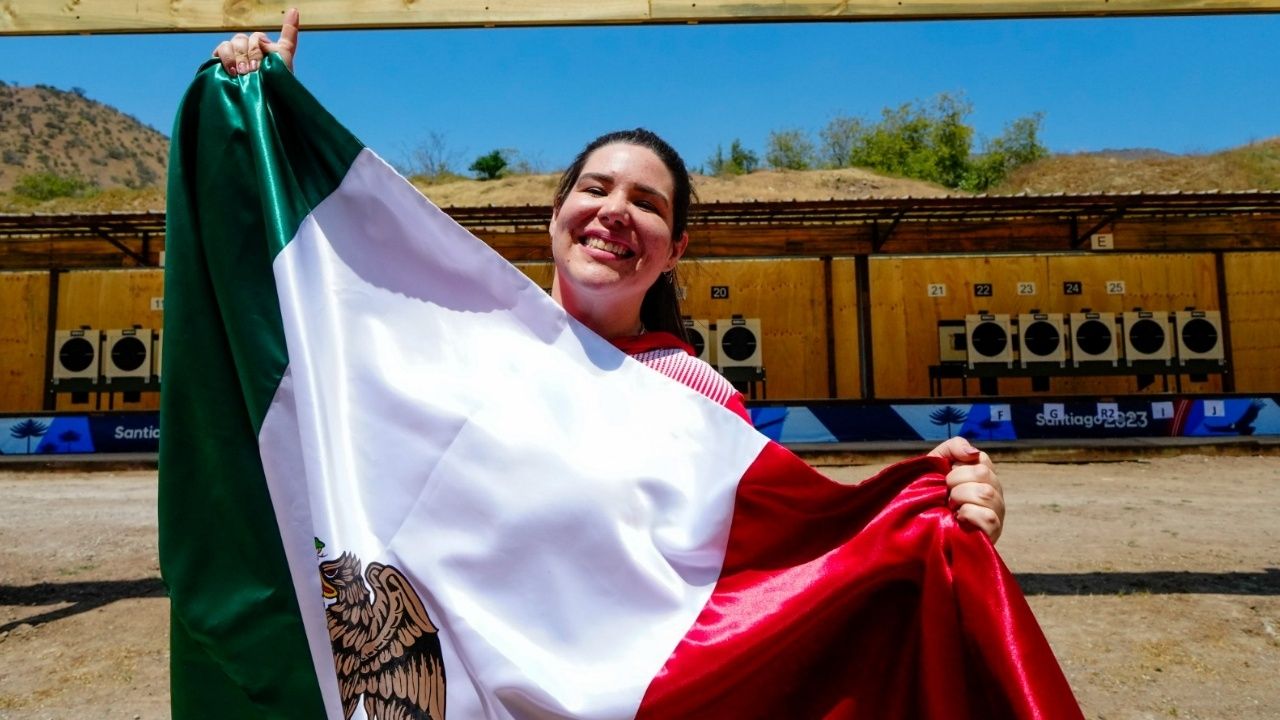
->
0 413 159 455
749 396 1280 445
3 398 1277 455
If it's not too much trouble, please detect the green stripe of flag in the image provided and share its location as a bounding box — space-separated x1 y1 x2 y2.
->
159 54 362 718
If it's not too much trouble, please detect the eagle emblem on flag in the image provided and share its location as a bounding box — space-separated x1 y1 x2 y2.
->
317 540 447 719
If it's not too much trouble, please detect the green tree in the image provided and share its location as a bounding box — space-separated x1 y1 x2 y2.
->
706 139 759 176
468 149 509 180
847 93 973 188
819 115 865 168
764 129 817 170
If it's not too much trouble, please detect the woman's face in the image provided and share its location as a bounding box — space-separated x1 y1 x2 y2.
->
549 143 688 321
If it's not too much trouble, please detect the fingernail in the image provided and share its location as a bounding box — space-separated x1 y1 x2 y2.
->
250 60 259 71
963 443 979 455
237 62 247 74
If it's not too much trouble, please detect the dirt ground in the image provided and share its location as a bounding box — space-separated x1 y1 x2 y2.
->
1 454 1277 719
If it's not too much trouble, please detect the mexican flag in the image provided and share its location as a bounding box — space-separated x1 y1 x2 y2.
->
159 55 1082 719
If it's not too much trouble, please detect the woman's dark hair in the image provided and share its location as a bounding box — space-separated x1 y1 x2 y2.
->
553 128 694 342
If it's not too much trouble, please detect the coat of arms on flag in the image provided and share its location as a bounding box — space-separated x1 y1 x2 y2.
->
316 538 447 719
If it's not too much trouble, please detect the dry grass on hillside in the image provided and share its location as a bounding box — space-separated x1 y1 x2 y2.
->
402 167 953 209
0 186 166 214
994 138 1280 194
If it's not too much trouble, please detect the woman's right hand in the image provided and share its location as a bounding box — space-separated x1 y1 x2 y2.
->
212 7 300 76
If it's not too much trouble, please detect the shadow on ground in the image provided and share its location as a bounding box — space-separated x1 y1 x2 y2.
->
0 578 166 633
1 569 1276 632
1016 568 1280 596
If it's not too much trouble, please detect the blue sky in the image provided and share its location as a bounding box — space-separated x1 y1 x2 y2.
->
2 14 1277 172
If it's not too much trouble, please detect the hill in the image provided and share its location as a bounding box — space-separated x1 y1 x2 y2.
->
0 82 168 195
0 80 1277 213
993 139 1280 194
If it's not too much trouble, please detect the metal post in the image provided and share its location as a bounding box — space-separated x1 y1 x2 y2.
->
1214 250 1237 393
855 254 875 400
41 270 61 411
822 256 837 399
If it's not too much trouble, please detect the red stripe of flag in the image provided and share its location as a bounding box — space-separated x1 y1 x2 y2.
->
638 444 1083 719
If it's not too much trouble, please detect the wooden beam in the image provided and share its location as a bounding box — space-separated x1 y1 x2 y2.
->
3 0 1279 35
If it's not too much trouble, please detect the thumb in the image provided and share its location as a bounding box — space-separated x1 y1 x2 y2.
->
259 35 292 71
928 436 980 461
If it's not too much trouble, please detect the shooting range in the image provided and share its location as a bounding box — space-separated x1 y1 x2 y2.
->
1 2 1278 718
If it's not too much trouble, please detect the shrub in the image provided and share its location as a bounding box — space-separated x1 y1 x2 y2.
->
129 158 160 188
469 149 509 181
13 172 97 201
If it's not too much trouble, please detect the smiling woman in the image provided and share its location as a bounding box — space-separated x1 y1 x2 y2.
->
549 129 692 342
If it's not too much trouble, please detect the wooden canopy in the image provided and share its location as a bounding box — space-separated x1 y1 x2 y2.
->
3 0 1279 35
4 191 1280 269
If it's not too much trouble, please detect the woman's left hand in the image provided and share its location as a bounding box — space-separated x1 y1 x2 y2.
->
929 437 1004 544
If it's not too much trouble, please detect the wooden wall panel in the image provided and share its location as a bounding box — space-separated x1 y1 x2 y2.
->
1223 252 1280 393
870 255 1049 398
831 259 862 399
54 269 165 411
870 253 1222 399
6 0 1275 34
0 272 50 414
679 258 829 400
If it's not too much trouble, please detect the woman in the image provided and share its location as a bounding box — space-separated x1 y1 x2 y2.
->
212 11 1005 543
